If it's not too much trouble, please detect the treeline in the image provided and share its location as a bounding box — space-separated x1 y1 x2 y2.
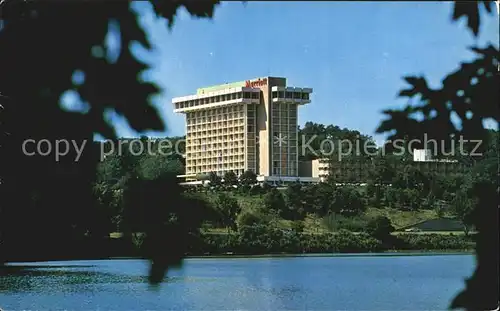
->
182 214 474 255
84 125 497 256
0 124 495 262
194 232 474 255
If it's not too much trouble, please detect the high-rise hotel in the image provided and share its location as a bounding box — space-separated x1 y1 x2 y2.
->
172 76 313 184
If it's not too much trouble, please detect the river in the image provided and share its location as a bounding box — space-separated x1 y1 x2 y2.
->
0 253 474 311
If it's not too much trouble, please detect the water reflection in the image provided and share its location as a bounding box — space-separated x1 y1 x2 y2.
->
0 256 475 311
0 264 147 293
0 263 209 294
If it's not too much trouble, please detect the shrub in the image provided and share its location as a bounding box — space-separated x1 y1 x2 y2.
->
332 230 382 252
396 234 470 250
323 213 370 232
365 216 395 240
236 210 268 228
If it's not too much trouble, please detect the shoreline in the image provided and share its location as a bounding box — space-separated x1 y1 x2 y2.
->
175 249 475 259
2 249 474 265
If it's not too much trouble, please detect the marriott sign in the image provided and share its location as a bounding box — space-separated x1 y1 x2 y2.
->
245 78 268 88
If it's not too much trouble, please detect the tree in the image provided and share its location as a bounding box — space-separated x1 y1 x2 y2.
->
375 2 499 309
263 188 286 216
381 186 396 208
367 154 395 185
261 181 273 193
331 186 366 216
140 154 184 180
91 181 129 237
422 191 437 210
400 188 420 210
0 0 220 285
366 181 385 208
208 171 222 188
366 216 395 240
451 188 476 236
236 210 269 228
298 122 375 161
239 170 257 186
392 165 425 191
302 182 336 216
214 193 241 233
223 171 238 188
291 221 305 234
285 182 305 220
96 152 125 185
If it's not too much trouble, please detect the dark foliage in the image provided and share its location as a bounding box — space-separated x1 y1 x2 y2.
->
0 0 219 285
366 216 395 240
374 2 499 310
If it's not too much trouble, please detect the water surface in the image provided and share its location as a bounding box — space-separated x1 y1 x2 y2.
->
0 254 474 310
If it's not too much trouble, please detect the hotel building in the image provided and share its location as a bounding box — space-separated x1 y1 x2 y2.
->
172 76 315 184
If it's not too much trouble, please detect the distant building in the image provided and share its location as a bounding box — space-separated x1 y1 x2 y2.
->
315 158 371 183
400 218 470 232
299 152 468 184
299 158 329 182
412 149 459 163
413 149 433 162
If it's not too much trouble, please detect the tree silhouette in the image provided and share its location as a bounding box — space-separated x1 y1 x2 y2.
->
375 2 499 310
239 170 258 186
0 0 219 284
223 171 238 187
214 193 240 233
208 171 222 188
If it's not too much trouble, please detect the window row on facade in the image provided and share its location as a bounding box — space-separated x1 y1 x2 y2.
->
187 113 246 125
186 142 246 150
187 144 255 156
187 140 246 150
187 126 246 135
271 90 310 100
187 132 246 140
188 104 244 116
187 148 246 157
188 155 246 164
187 166 246 176
318 162 468 180
271 124 298 133
272 117 297 126
188 119 245 128
272 166 297 176
174 92 260 110
187 148 246 156
186 140 246 147
272 102 298 113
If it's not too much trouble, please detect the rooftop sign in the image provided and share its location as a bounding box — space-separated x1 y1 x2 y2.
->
197 80 246 95
245 78 267 88
196 77 269 95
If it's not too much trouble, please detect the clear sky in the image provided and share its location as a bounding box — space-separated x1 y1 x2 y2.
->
78 1 499 143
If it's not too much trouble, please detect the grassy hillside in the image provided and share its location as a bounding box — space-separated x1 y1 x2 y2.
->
199 191 439 233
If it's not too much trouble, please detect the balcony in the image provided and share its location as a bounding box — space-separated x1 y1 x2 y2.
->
271 86 312 105
172 87 261 113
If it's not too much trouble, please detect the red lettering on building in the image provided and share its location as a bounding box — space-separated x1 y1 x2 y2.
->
245 78 268 88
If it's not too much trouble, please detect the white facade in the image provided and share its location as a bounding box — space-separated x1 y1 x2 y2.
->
413 149 433 162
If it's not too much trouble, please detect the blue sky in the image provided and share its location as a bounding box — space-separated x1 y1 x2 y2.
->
74 1 499 143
